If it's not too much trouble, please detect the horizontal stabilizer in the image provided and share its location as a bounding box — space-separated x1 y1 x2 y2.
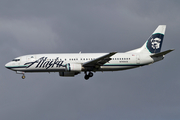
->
150 49 174 57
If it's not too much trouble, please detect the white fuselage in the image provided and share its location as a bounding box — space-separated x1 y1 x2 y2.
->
5 52 161 73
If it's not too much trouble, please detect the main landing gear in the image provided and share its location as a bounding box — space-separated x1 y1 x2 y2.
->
84 71 93 80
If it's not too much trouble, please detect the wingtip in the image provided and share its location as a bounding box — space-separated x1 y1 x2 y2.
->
111 51 118 54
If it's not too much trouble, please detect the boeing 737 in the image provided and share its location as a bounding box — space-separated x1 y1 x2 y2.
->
5 25 174 80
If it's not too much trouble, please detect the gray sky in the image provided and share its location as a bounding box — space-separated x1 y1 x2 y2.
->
0 0 179 120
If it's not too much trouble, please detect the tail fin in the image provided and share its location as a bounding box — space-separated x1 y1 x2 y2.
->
146 25 166 53
126 25 166 54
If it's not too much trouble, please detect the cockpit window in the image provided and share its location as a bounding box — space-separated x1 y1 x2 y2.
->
12 59 20 62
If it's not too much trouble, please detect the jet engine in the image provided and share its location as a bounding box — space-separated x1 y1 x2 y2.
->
65 63 82 72
59 63 82 77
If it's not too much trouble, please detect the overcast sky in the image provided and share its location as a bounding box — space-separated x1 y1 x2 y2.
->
0 0 179 120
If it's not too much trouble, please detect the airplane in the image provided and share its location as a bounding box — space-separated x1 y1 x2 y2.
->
5 25 174 80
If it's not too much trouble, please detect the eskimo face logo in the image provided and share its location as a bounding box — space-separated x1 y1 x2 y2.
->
151 37 161 49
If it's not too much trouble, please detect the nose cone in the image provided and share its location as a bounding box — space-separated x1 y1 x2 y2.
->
5 62 12 69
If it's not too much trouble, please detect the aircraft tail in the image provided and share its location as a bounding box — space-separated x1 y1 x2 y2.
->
127 25 166 54
146 25 166 53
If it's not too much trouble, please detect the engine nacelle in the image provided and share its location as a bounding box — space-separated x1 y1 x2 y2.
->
65 63 82 72
59 72 76 77
59 63 82 77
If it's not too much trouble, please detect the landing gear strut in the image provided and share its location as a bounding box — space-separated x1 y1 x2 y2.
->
84 71 93 80
16 71 26 79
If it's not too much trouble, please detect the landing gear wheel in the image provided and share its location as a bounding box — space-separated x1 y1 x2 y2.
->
84 71 94 80
22 75 25 79
88 72 93 77
84 75 89 80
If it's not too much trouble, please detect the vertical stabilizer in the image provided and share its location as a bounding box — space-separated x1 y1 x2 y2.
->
126 25 166 54
146 25 166 53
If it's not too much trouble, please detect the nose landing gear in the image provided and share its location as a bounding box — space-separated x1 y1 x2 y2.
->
84 71 94 80
22 75 26 79
16 71 26 79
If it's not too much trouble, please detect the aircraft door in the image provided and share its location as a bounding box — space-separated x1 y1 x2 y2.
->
20 56 26 65
136 54 140 64
27 55 36 62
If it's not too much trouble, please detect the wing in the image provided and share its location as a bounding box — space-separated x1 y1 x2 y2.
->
83 52 117 67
